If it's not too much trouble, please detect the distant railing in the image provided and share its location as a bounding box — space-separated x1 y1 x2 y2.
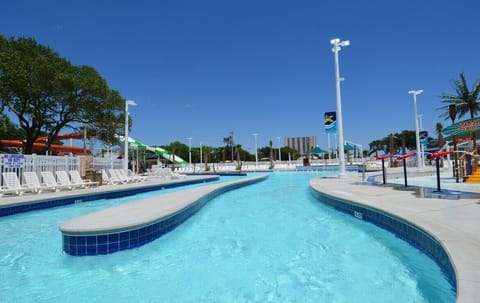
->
92 157 124 171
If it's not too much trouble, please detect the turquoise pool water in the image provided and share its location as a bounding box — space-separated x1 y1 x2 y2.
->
0 172 455 302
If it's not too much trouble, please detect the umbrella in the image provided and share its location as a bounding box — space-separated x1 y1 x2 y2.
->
344 143 356 151
310 146 328 154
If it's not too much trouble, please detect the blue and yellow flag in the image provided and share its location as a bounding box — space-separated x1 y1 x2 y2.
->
324 111 336 134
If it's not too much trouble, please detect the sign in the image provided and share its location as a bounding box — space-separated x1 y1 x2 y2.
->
324 111 336 134
3 154 24 168
443 116 480 136
419 130 428 144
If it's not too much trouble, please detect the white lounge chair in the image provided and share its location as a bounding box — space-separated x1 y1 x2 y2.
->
55 171 82 189
115 169 134 183
108 169 128 184
161 168 186 179
23 171 58 193
40 171 72 191
101 169 118 185
1 172 34 196
127 169 147 182
69 170 99 188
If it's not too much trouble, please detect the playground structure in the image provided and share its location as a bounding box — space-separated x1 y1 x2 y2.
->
0 133 188 164
0 132 89 155
123 136 188 165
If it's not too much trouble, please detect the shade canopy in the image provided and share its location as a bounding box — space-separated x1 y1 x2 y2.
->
344 143 356 151
309 146 328 154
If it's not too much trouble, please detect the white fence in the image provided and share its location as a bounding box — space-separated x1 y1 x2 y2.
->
92 157 124 171
0 154 80 186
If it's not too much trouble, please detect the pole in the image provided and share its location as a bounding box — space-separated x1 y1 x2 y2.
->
124 100 136 171
327 133 331 164
403 158 408 187
409 90 423 172
453 136 459 182
253 133 258 169
187 137 192 164
230 131 234 162
124 101 129 171
381 159 386 184
331 38 349 177
278 136 282 162
436 157 441 191
200 142 203 165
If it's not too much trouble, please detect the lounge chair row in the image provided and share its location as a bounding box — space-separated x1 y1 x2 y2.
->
1 170 99 197
147 166 186 179
101 169 147 185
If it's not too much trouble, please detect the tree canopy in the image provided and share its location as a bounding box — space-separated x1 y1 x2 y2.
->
438 72 480 122
368 130 419 155
0 35 126 154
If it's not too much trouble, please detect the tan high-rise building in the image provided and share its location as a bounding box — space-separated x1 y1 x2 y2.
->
284 136 317 155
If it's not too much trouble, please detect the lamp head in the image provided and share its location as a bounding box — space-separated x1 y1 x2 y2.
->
330 38 340 45
127 100 137 106
408 90 423 95
340 40 350 47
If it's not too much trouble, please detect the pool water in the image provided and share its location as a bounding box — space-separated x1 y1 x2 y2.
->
0 172 455 302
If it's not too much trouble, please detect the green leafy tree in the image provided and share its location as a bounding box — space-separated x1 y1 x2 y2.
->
281 146 300 160
0 35 125 154
368 130 418 156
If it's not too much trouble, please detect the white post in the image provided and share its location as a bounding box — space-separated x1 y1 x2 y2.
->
187 137 192 164
331 38 349 177
418 113 425 168
327 133 331 164
408 90 423 172
253 133 258 169
200 141 203 165
124 100 137 171
277 136 282 162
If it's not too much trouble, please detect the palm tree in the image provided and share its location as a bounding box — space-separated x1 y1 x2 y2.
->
435 122 445 148
439 72 480 149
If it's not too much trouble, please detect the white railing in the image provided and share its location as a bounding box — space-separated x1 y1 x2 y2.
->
92 157 124 171
0 154 80 186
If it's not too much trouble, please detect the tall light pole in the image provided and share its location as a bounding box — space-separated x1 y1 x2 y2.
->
200 141 203 165
277 136 282 162
124 100 137 171
409 89 424 172
187 137 192 164
253 133 258 169
418 114 425 168
331 38 349 177
230 131 234 162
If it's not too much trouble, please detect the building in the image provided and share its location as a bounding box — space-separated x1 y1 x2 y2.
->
284 136 317 155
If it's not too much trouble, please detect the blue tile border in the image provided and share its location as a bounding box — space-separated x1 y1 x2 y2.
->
0 177 219 217
310 186 457 292
62 175 268 256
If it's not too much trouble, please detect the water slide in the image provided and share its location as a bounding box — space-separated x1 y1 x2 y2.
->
123 136 188 165
0 133 90 155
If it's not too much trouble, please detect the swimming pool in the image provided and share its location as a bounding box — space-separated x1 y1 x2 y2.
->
0 172 455 302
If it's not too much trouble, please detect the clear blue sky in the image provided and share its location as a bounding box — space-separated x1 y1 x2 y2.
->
2 0 479 153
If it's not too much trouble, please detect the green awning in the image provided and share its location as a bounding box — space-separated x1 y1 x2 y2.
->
344 143 356 151
310 146 328 154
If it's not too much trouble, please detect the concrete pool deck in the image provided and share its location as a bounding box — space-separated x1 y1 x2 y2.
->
0 174 219 210
310 168 480 303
